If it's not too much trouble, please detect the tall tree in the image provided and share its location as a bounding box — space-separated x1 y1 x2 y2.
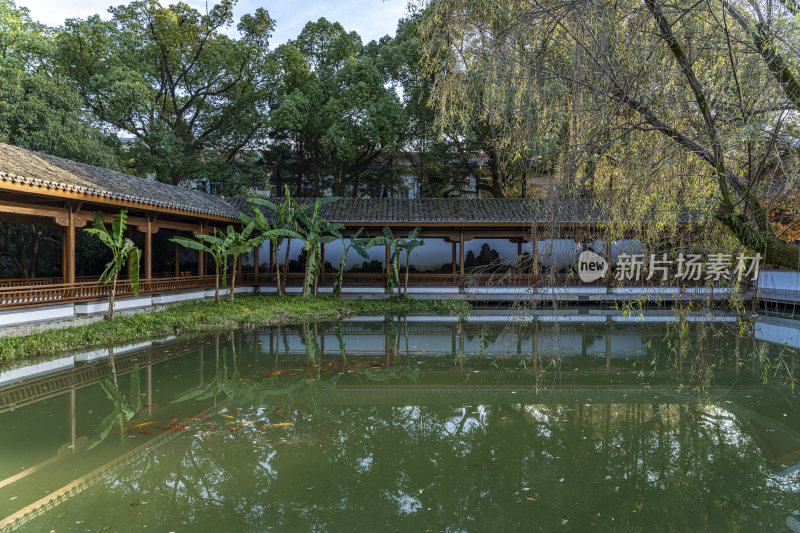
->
0 0 120 279
265 18 406 197
419 0 800 268
0 0 118 165
56 0 276 189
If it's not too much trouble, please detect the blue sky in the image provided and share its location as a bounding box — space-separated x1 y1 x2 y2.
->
17 0 409 45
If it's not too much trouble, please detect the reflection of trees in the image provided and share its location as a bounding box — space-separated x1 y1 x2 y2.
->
89 351 141 449
29 319 800 532
42 397 794 531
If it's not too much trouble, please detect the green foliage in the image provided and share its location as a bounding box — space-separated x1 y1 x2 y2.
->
83 209 142 318
90 363 142 449
294 197 343 296
0 0 119 166
55 0 276 188
247 187 344 296
0 295 471 363
417 0 800 266
264 18 408 196
332 228 371 297
171 226 240 303
369 226 423 296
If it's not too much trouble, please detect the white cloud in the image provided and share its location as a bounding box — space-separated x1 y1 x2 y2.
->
15 0 409 45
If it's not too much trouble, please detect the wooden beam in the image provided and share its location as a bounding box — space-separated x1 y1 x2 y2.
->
0 181 237 223
0 213 58 227
0 199 66 219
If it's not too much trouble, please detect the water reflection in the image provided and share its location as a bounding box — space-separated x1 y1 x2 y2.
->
0 313 798 531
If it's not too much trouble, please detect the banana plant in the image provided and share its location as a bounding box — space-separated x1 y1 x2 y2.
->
83 209 142 319
370 227 423 297
239 201 298 295
225 222 259 302
331 227 372 297
89 361 141 449
171 227 236 304
295 197 343 296
370 227 402 295
249 186 303 295
397 227 424 298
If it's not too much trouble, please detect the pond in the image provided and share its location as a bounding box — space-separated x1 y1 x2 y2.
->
0 311 799 531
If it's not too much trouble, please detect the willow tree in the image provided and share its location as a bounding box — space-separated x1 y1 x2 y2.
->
418 0 800 269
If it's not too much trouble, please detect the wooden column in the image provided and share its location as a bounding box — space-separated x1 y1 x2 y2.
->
144 217 153 280
197 224 205 277
532 232 539 276
459 231 465 279
174 241 180 277
451 242 457 276
606 236 613 287
63 206 76 284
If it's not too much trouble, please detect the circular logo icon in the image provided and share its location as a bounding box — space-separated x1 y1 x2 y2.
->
578 251 608 283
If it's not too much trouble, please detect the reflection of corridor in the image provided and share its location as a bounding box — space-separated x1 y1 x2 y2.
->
1 317 799 473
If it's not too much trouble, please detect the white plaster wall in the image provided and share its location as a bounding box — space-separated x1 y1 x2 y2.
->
758 270 800 292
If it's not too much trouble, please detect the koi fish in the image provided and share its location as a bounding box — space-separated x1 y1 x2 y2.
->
264 422 294 428
135 422 155 428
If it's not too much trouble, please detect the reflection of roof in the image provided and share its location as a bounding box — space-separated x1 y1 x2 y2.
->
0 143 240 218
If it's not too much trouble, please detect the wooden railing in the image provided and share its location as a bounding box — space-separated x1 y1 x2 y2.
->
0 269 747 310
0 272 189 287
0 275 221 309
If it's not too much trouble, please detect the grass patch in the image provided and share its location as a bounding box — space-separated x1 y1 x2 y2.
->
0 295 470 364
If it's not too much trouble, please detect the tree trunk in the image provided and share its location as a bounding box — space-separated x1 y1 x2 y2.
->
273 243 282 296
716 209 800 271
215 269 220 304
282 240 292 294
108 271 118 320
404 254 411 298
230 255 237 303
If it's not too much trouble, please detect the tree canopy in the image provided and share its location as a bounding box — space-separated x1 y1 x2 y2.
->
55 0 276 189
417 0 800 268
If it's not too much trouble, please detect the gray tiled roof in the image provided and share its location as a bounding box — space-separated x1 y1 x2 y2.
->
233 197 609 224
0 143 240 219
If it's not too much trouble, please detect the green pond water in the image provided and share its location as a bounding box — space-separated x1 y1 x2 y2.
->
1 313 799 532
